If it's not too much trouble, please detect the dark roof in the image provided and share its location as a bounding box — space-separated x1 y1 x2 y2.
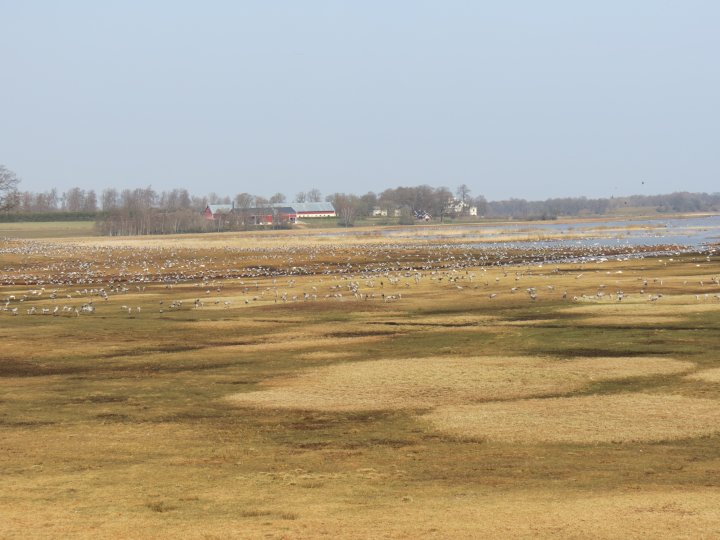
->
247 206 296 214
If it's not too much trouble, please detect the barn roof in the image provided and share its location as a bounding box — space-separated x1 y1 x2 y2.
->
247 206 296 215
207 204 233 214
272 202 335 213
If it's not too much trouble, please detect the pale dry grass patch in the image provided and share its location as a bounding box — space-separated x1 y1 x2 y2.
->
72 229 400 250
574 315 684 326
561 302 720 317
0 375 70 404
353 310 406 319
227 356 693 412
685 368 720 383
4 486 720 539
306 488 720 539
5 488 720 539
409 314 497 326
425 393 720 443
0 338 132 363
93 334 390 363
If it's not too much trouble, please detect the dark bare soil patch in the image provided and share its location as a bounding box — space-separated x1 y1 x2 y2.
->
0 359 89 377
326 330 399 338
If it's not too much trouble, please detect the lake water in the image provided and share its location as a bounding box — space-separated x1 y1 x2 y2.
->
375 214 720 250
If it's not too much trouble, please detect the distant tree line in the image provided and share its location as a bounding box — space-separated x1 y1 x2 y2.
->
99 187 720 234
10 187 98 213
97 187 329 235
485 192 720 220
97 187 209 236
2 163 719 233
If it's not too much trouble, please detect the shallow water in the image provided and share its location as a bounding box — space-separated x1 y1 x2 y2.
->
503 215 720 247
379 214 720 249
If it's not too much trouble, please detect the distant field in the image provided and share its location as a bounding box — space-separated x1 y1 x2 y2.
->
0 220 97 238
2 226 720 538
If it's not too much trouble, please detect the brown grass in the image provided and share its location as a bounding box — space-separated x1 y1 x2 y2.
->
272 489 720 539
298 351 356 361
309 489 720 539
3 227 720 538
685 368 720 383
227 356 694 412
573 315 683 325
561 303 720 316
5 486 719 539
425 393 720 443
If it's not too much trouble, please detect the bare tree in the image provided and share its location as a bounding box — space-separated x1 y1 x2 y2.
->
339 205 356 227
235 192 254 208
456 184 471 204
62 188 86 212
191 195 208 210
207 192 230 204
47 188 59 210
306 188 322 202
83 190 98 212
327 193 359 227
18 191 34 211
474 195 488 217
0 165 21 211
453 184 472 216
177 189 192 209
358 191 378 217
101 188 119 210
431 186 453 222
60 187 98 213
269 192 286 204
294 191 307 203
234 192 254 228
15 189 59 212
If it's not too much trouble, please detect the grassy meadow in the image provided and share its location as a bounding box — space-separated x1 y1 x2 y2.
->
0 221 97 239
1 224 720 538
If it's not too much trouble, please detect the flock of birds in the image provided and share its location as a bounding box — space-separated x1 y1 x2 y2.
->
1 238 719 319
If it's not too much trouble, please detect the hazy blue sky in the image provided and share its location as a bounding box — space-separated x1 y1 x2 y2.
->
1 1 718 201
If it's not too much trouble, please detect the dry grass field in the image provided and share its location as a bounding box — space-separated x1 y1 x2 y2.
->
2 223 720 538
0 221 96 238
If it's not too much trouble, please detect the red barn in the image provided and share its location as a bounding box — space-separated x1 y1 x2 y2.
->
203 204 234 220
